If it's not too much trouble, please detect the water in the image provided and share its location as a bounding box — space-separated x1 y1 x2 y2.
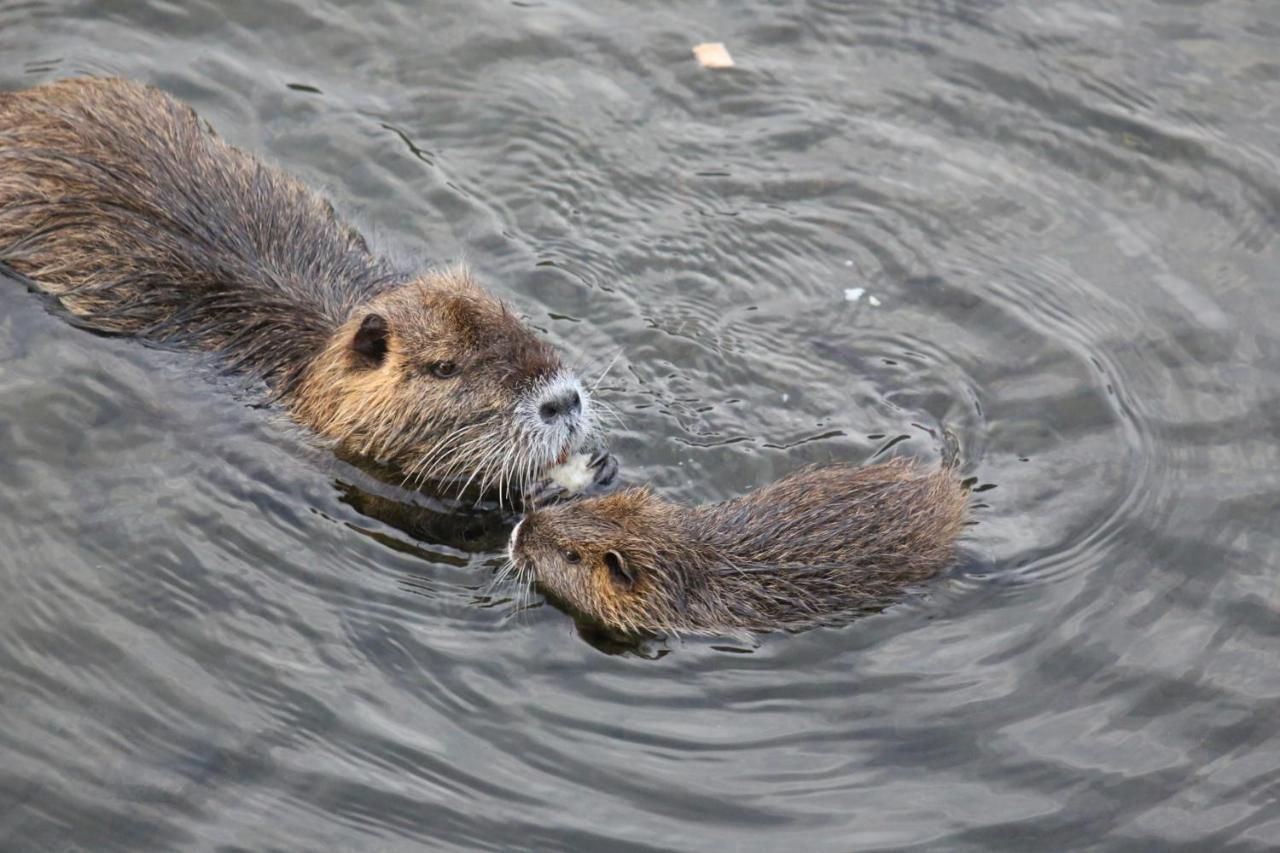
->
2 0 1279 849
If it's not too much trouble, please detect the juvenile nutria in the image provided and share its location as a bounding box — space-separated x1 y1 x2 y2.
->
0 77 608 499
508 457 968 635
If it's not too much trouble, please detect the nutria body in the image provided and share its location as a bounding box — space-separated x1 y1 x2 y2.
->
509 458 968 635
0 77 601 498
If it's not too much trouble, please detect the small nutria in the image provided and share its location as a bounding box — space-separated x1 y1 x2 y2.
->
0 77 607 499
508 458 968 635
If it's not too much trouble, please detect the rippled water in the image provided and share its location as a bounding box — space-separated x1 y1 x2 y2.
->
2 0 1280 849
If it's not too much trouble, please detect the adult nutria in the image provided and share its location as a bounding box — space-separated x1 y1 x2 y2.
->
507 457 968 635
0 77 609 500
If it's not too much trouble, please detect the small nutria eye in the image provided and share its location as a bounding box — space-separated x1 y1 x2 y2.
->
562 548 581 564
429 360 460 379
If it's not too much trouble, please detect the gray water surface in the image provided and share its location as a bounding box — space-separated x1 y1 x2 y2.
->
2 1 1280 850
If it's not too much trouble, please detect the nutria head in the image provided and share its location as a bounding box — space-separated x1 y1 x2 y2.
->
293 267 596 500
509 487 710 634
509 461 969 636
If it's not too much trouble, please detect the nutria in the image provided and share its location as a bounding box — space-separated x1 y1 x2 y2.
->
0 77 609 500
507 457 968 635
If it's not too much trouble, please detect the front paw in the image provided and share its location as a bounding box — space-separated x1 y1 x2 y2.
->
524 478 570 508
587 448 619 490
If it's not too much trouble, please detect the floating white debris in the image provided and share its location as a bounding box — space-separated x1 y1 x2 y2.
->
844 287 883 307
693 42 734 69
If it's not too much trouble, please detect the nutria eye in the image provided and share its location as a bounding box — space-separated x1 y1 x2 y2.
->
429 361 459 379
563 549 581 564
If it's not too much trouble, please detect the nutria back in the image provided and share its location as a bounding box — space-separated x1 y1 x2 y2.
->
0 77 387 384
697 459 966 587
510 458 968 635
0 78 603 496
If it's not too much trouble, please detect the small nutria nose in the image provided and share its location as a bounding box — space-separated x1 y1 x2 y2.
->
539 389 582 424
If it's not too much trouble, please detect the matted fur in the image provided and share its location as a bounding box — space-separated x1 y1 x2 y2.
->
0 78 590 493
510 458 969 635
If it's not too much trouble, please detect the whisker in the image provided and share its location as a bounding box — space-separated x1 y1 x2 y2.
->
590 347 624 391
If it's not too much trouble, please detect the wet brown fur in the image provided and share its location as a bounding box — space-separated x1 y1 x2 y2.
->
0 78 569 488
512 458 969 635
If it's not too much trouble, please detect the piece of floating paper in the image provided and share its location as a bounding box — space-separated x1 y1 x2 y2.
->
693 42 734 69
844 287 883 307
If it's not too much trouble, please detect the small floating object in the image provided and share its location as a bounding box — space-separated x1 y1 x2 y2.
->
693 42 734 69
844 287 883 307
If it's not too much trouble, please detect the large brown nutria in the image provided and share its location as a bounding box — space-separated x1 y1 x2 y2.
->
507 458 968 635
0 77 609 501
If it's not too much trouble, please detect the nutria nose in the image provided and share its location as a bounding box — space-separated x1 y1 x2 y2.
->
539 389 581 424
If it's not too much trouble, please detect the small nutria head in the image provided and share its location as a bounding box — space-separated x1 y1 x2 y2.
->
509 488 700 634
294 268 597 500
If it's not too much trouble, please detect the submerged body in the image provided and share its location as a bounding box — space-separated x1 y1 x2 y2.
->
510 458 968 635
0 77 603 498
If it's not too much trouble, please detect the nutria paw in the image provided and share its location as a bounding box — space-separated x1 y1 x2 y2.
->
587 448 619 490
524 480 571 508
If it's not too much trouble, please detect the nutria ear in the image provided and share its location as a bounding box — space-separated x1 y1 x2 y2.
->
352 313 389 364
603 550 634 590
